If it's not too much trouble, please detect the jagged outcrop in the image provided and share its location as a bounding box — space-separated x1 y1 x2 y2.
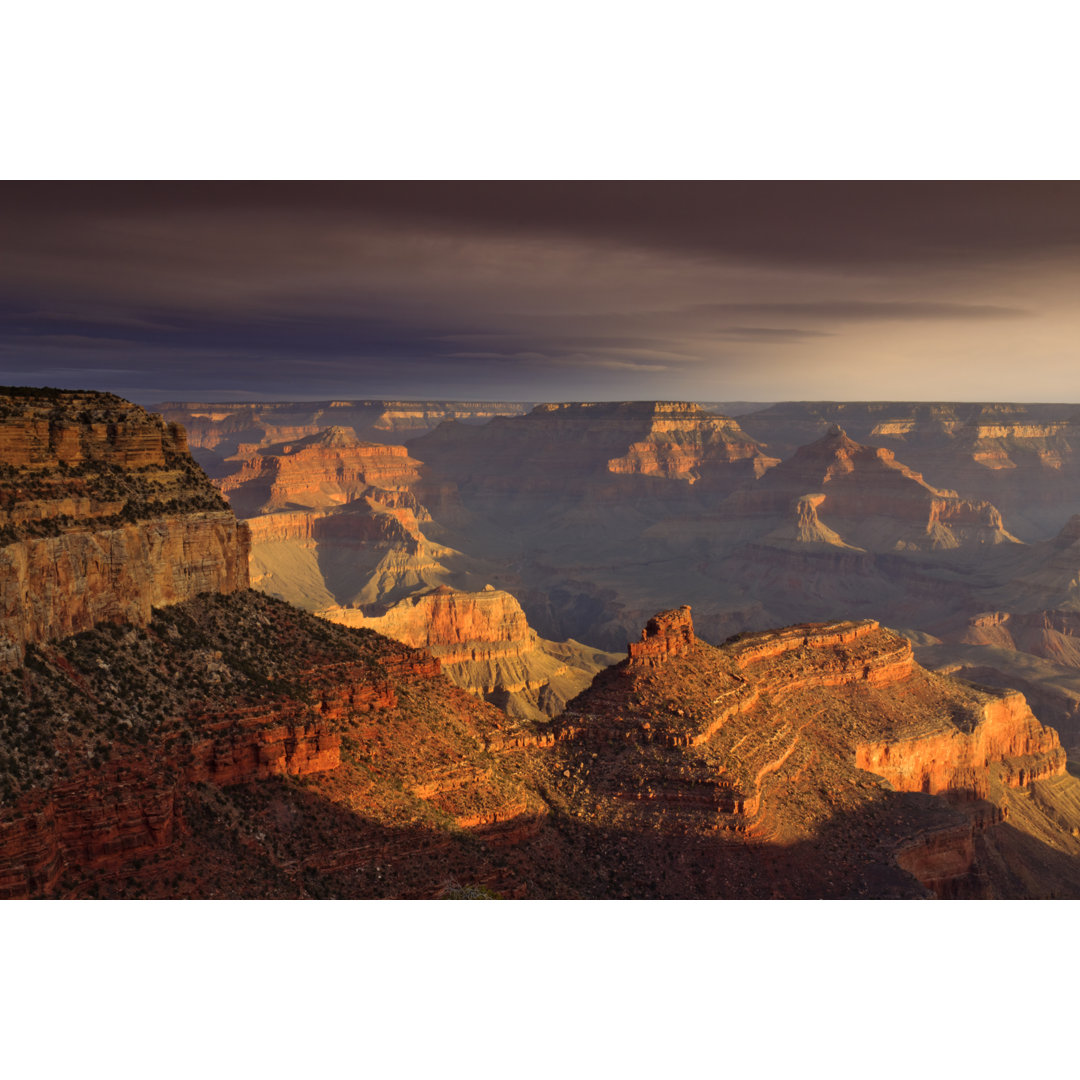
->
527 610 1078 898
628 605 696 665
0 388 249 668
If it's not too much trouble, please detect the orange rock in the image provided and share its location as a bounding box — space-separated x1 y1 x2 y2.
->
216 427 424 517
0 389 249 668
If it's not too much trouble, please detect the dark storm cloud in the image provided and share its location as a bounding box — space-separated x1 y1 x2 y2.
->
0 182 1077 401
6 182 1080 268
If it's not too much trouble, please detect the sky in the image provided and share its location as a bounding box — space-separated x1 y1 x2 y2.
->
2 181 1080 405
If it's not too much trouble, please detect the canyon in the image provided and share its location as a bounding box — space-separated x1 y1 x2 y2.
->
7 387 1080 897
149 394 1080 763
136 396 1080 759
208 419 618 718
154 399 532 476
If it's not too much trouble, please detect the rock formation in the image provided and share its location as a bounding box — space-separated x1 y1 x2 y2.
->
523 606 1080 898
737 401 1080 540
412 400 778 498
0 387 249 668
730 426 1018 552
215 426 424 517
627 605 696 664
0 591 544 899
210 419 619 720
154 399 532 473
322 585 620 721
6 386 1080 899
604 404 778 483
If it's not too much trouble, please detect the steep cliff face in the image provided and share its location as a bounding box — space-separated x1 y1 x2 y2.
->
322 585 620 721
854 689 1065 798
0 388 249 668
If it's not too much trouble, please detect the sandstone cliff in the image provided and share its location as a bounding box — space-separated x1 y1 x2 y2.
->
0 387 249 668
321 585 620 721
216 426 425 517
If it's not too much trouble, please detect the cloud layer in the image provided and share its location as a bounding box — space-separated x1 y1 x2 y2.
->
1 182 1078 403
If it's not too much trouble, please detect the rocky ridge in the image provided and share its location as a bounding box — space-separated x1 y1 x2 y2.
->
525 606 1080 898
0 387 249 668
737 401 1080 540
154 400 533 470
0 591 542 899
730 426 1018 552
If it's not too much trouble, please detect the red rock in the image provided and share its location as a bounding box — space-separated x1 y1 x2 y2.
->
628 605 696 665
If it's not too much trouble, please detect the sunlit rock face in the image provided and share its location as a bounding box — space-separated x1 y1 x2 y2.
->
0 388 249 669
530 607 1078 899
321 585 620 722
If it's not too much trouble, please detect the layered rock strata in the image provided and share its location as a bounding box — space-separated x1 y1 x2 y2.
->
736 401 1080 540
215 426 424 518
410 401 778 499
604 404 778 482
154 400 532 462
0 388 248 668
530 606 1074 898
323 586 620 721
0 591 542 899
728 426 1017 552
